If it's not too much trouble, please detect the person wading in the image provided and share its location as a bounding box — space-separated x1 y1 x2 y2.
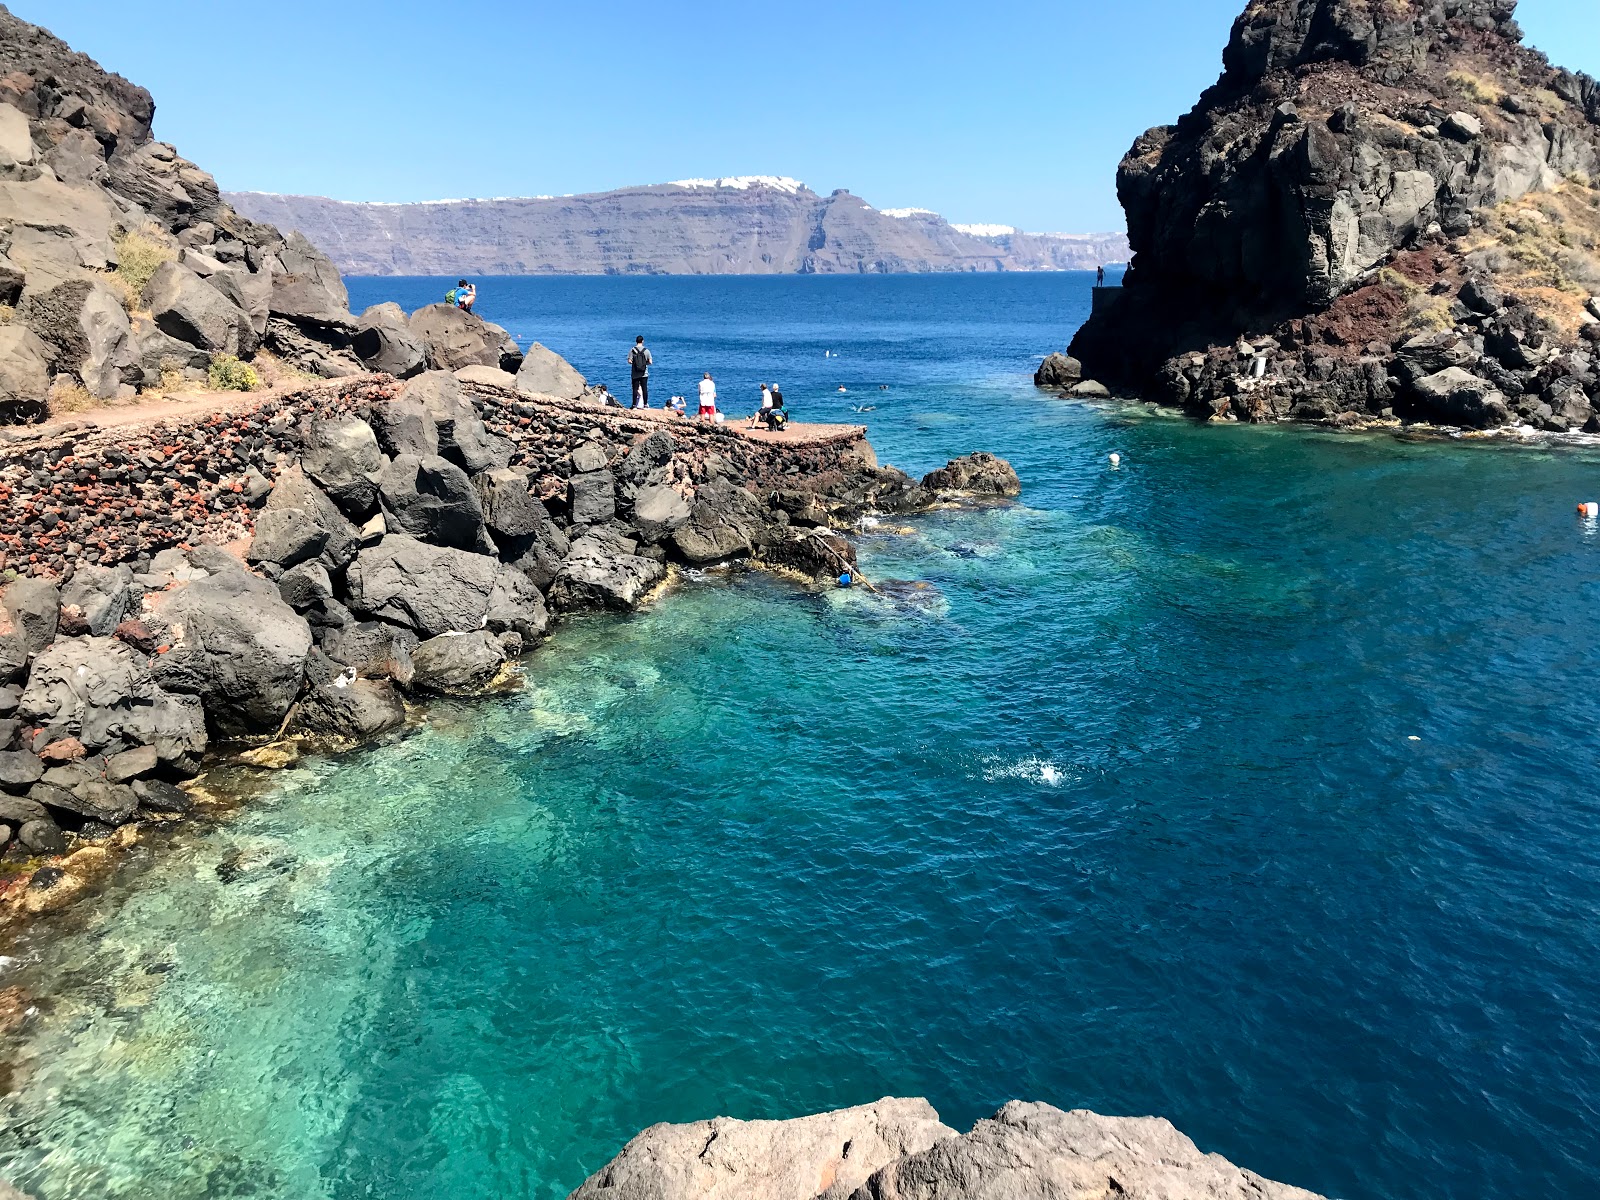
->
628 336 653 408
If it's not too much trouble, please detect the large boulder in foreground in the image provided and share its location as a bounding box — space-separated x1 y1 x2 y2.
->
0 576 60 683
567 1097 956 1200
145 568 314 737
670 478 775 564
141 260 256 357
921 452 1021 498
568 1099 1327 1200
1407 367 1512 429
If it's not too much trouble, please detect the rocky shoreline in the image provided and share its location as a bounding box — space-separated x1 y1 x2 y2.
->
564 1096 1325 1199
0 364 1021 921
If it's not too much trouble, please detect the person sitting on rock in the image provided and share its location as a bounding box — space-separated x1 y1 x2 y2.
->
670 395 687 417
697 372 717 421
748 383 772 429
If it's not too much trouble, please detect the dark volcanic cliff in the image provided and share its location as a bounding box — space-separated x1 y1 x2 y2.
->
227 183 1129 277
1066 0 1600 431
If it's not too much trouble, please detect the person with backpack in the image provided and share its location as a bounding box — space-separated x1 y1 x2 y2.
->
627 336 653 408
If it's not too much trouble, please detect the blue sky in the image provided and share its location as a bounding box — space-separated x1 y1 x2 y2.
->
24 0 1600 233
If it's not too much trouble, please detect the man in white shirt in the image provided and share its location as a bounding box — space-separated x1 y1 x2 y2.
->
697 373 717 420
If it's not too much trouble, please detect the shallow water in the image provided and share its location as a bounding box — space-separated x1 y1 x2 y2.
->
2 274 1599 1199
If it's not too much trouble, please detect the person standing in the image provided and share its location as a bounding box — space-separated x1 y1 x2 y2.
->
1096 265 1105 287
628 336 653 408
697 372 717 420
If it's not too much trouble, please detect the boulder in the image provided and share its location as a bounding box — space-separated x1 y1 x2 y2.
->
455 364 518 389
399 369 513 472
409 304 522 373
133 777 193 814
568 469 617 526
0 325 54 410
515 341 588 399
246 507 328 569
206 263 273 337
277 561 335 612
369 393 440 458
408 631 507 695
762 528 858 582
145 571 314 737
549 536 666 612
262 316 365 379
79 686 208 773
345 535 500 638
263 467 361 569
59 564 132 637
619 431 676 490
474 468 543 540
1459 277 1504 316
1067 379 1111 398
502 510 571 593
850 1102 1324 1200
0 750 43 792
567 1098 958 1200
352 303 426 378
293 674 406 740
16 819 65 855
141 260 256 356
105 744 158 783
301 415 383 518
486 565 551 645
1409 367 1512 428
0 576 59 683
631 483 692 543
320 621 419 683
19 278 137 401
572 441 610 473
1442 110 1483 141
31 776 136 826
270 231 354 327
0 794 50 828
921 452 1022 497
377 453 493 553
671 478 775 563
1034 352 1083 388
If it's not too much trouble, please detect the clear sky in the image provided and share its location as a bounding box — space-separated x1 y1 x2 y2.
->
23 0 1600 233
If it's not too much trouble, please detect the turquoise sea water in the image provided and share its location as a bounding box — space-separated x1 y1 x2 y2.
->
1 274 1599 1199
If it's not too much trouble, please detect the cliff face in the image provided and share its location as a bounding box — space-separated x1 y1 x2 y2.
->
1068 0 1600 430
0 3 376 422
226 183 1129 277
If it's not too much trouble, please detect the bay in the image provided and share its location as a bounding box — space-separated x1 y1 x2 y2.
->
0 273 1596 1200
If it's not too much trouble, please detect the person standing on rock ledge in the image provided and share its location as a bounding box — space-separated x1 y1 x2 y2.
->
628 335 653 408
1096 265 1105 287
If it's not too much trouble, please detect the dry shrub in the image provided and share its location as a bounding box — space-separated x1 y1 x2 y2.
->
45 377 96 416
1447 70 1502 105
109 225 177 312
249 349 313 391
1461 181 1600 336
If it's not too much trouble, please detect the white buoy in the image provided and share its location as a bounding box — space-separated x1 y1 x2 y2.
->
1579 502 1599 518
1108 452 1121 468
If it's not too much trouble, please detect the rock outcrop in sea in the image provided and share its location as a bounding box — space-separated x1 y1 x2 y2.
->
566 1097 1325 1199
1061 0 1600 432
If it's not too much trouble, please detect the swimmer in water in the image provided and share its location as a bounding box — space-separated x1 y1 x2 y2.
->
838 386 848 393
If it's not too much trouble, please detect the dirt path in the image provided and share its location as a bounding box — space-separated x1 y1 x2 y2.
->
18 384 866 446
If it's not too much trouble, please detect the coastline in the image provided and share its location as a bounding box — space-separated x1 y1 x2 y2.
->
0 368 1017 930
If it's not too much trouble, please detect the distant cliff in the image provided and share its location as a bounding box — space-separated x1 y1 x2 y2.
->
226 179 1129 277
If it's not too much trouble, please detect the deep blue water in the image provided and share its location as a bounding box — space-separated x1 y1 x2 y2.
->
1 272 1598 1200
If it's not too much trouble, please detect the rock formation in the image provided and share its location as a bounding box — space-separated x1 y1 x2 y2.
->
228 182 1129 277
1064 0 1600 432
0 368 1013 912
0 5 555 426
566 1098 1325 1200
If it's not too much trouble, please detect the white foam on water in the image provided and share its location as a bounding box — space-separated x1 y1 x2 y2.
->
978 755 1071 787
